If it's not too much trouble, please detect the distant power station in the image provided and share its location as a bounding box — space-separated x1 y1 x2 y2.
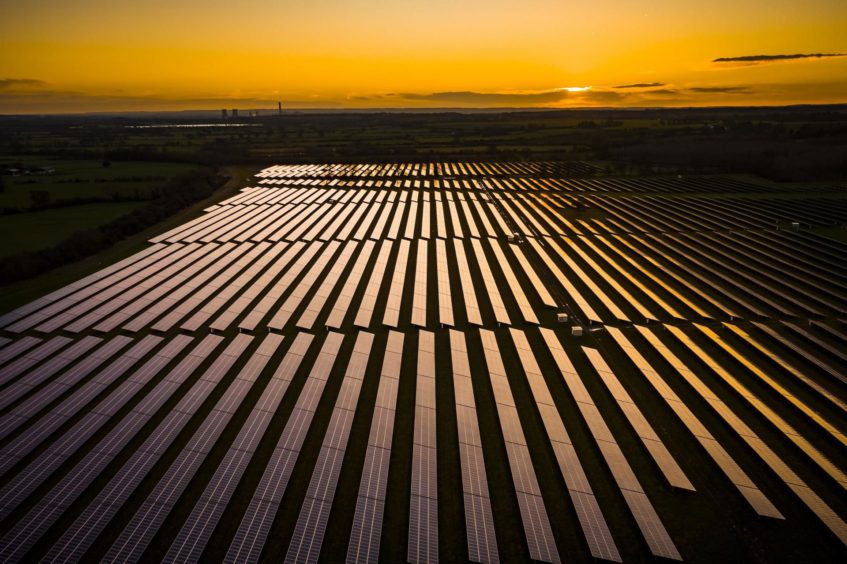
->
219 102 282 120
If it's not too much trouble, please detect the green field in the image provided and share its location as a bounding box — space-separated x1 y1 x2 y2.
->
0 156 198 209
0 202 144 257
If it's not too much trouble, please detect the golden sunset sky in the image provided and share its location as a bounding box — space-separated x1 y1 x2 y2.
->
1 0 845 113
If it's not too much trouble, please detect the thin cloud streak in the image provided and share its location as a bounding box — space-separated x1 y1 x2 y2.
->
713 53 845 64
613 82 666 89
688 86 751 93
0 78 47 90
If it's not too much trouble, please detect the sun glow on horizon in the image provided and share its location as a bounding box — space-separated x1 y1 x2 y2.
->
0 1 845 113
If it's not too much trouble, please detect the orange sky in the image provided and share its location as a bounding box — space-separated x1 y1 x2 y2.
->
1 0 846 113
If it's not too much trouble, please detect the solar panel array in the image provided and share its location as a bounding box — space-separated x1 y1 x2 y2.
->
408 331 439 564
0 163 845 562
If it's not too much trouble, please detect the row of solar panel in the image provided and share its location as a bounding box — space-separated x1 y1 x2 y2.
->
255 164 778 194
155 192 523 244
0 236 556 335
2 234 845 356
0 320 845 560
255 161 600 179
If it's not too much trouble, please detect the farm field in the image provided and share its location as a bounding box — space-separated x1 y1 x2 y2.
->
0 202 144 258
0 156 202 259
0 162 845 563
0 156 198 209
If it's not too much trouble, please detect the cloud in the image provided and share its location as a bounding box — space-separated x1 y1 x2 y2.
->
613 82 666 89
687 86 751 94
644 89 680 96
394 89 571 105
0 78 47 90
366 88 626 107
713 53 845 64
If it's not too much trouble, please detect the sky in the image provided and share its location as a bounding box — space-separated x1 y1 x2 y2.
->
1 0 846 113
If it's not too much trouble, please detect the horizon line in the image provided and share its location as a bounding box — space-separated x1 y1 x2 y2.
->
2 101 847 118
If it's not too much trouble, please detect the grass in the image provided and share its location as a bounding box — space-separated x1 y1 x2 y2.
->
0 202 144 258
0 156 198 209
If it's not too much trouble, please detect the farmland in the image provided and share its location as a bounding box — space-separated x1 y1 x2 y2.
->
0 154 207 265
0 162 845 563
0 202 145 258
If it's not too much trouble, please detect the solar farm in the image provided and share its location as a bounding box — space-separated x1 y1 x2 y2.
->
0 162 845 563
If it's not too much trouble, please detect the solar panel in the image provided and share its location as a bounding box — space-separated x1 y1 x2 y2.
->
754 322 847 385
297 241 358 329
582 347 694 491
383 240 410 328
354 241 392 328
326 241 376 329
404 200 419 239
724 323 846 413
479 329 560 563
93 242 239 333
421 200 431 239
469 239 509 325
284 332 372 564
458 198 481 239
226 332 345 563
671 325 846 489
408 331 439 564
0 335 219 562
46 243 205 333
508 243 557 309
0 336 41 366
454 241 482 326
436 239 454 327
0 244 167 331
508 329 620 561
447 200 465 238
230 241 314 331
412 240 429 327
526 238 600 324
450 331 500 563
386 200 406 240
602 234 707 318
538 329 680 561
0 335 161 465
487 239 538 324
147 333 312 561
0 335 127 427
698 324 845 448
180 241 290 332
0 336 73 387
468 195 497 237
265 241 342 331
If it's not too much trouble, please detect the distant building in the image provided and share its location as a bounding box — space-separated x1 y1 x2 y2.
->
232 109 239 118
278 101 283 115
221 109 228 120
